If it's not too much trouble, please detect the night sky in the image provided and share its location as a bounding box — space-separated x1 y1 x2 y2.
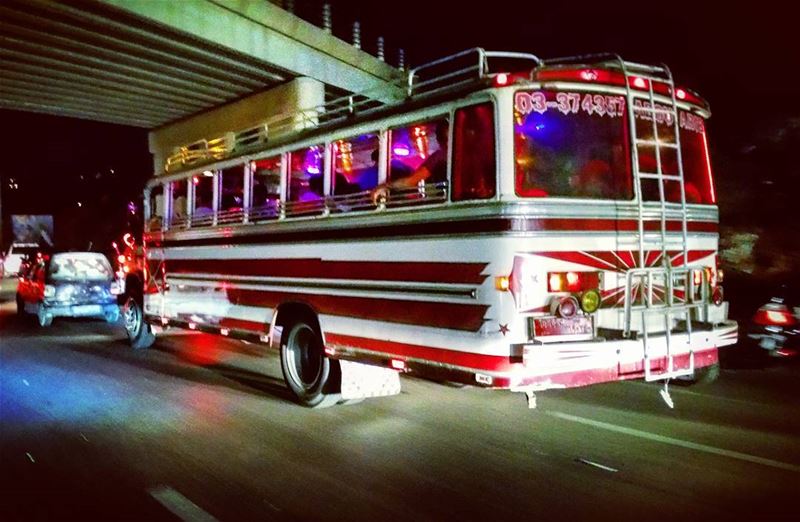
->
1 0 798 262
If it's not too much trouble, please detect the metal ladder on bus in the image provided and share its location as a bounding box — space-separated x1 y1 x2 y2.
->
619 60 706 405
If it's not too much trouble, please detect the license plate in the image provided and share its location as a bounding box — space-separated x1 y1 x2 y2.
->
533 316 593 337
74 304 102 315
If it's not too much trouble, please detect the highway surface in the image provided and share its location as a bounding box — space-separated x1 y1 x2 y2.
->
1 279 798 521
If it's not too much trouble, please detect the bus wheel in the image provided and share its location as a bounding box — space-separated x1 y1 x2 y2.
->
123 293 155 349
280 318 340 408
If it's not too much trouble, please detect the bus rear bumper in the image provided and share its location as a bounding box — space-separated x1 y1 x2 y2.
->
488 320 738 390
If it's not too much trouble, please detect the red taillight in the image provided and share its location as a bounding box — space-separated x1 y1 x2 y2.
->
753 305 796 326
676 88 686 99
554 296 579 318
547 272 600 293
631 76 648 89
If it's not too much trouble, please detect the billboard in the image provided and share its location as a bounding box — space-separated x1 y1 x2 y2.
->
11 215 54 246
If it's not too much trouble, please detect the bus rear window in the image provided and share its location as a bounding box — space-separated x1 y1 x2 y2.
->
634 105 715 204
514 90 631 200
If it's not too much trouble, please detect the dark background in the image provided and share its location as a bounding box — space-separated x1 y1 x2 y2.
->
1 0 798 277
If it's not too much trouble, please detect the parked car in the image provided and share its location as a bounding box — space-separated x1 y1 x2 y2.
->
16 252 121 327
747 284 799 357
1 242 41 278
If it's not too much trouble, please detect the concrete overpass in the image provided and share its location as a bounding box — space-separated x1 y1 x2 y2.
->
0 0 403 129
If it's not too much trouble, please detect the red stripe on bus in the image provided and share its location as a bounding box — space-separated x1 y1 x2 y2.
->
325 333 515 372
165 258 488 285
149 217 718 248
219 317 265 333
225 289 489 332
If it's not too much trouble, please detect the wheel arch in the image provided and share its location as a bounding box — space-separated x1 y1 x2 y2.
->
270 301 325 347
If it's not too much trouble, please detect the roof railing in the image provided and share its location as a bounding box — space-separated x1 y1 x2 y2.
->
163 48 541 173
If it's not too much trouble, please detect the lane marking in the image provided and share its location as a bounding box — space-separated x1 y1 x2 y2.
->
576 457 618 473
148 485 219 522
547 411 800 474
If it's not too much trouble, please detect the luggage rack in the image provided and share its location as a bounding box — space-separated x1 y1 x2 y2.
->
163 48 541 172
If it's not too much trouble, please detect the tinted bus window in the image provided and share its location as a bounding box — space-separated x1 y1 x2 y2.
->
452 103 496 201
251 157 281 220
288 145 324 202
169 179 188 227
147 184 164 230
192 172 215 226
220 165 245 222
636 106 715 204
514 90 631 199
389 118 449 187
333 133 379 195
679 113 715 204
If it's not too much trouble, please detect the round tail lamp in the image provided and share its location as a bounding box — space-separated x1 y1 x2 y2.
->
580 289 601 313
555 296 579 318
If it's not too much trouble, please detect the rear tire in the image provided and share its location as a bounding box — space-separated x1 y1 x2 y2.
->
123 293 155 349
280 318 340 408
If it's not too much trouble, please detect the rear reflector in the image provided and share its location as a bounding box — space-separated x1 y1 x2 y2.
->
390 359 406 371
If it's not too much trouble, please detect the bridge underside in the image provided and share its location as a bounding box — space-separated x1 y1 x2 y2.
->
0 0 400 128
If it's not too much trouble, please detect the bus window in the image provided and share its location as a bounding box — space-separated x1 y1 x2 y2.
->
192 172 215 227
147 184 164 231
452 103 496 201
514 90 631 199
631 105 714 205
678 113 715 204
389 118 449 189
169 179 188 228
287 145 325 214
251 157 281 220
220 165 245 223
333 133 379 195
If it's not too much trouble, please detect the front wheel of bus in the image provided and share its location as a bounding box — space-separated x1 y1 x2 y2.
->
123 293 155 350
280 319 340 408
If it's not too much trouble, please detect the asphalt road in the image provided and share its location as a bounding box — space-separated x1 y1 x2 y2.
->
1 279 799 521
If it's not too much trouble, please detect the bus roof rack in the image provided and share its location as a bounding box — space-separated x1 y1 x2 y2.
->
539 53 671 80
163 48 542 173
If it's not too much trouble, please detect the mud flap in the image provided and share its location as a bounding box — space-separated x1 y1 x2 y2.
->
340 360 401 400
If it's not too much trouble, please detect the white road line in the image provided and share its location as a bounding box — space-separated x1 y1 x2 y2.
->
547 411 800 474
148 485 219 522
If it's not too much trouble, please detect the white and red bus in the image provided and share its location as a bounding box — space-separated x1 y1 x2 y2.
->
124 49 737 408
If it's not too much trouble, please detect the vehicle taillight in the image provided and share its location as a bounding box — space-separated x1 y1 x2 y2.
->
554 296 579 318
753 304 796 326
631 76 649 89
547 272 600 293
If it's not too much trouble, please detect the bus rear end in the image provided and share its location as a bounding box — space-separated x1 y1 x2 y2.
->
489 57 736 400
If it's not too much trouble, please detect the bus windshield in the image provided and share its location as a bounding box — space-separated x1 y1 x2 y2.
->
514 90 631 200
